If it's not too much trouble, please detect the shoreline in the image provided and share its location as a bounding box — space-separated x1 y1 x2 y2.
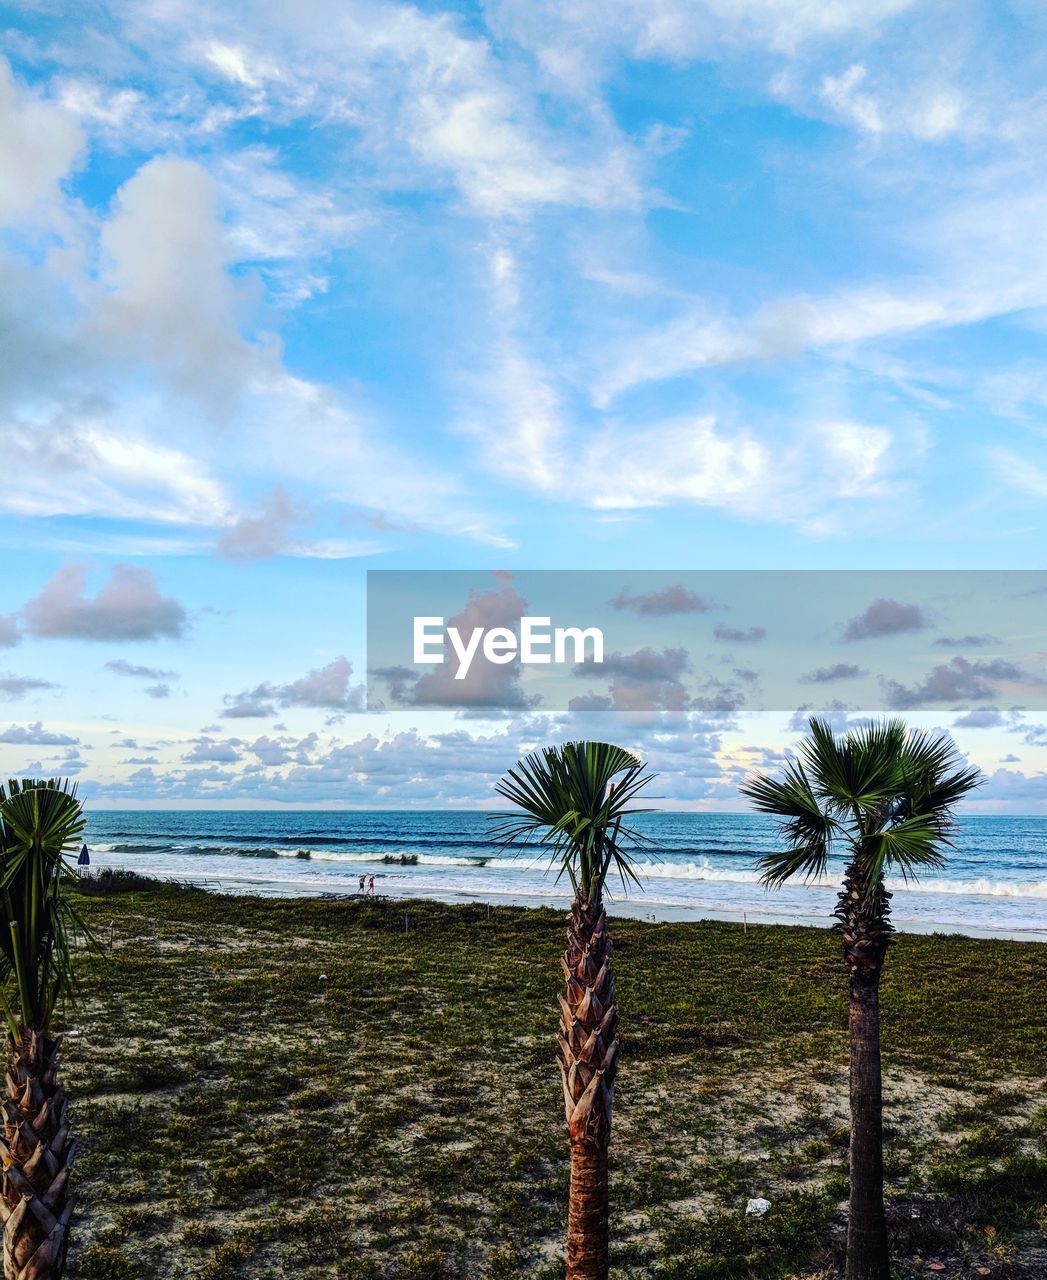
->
83 810 1047 947
91 869 1047 944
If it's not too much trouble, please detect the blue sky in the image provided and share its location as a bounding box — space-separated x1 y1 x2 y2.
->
1 0 1046 809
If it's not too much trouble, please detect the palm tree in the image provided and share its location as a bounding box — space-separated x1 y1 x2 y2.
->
492 741 654 1280
0 779 87 1280
741 718 981 1280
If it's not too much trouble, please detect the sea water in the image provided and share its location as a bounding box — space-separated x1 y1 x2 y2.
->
81 811 1047 941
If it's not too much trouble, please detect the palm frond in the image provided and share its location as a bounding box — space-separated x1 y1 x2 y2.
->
741 757 840 887
857 730 982 886
742 719 984 904
0 778 87 1035
490 741 656 900
802 717 907 820
896 731 983 827
863 814 949 887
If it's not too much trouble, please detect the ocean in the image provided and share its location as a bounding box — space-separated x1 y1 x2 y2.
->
81 810 1047 941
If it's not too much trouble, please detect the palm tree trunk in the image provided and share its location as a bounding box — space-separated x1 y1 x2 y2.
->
847 974 889 1280
836 872 892 1280
559 894 618 1280
0 1031 75 1280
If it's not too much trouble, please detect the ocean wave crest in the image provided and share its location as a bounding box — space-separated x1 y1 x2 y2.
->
90 842 1047 899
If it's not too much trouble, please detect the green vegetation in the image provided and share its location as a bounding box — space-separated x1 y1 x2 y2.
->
64 885 1046 1279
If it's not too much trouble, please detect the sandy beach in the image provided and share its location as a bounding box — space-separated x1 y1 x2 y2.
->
65 881 1047 1280
83 809 1047 946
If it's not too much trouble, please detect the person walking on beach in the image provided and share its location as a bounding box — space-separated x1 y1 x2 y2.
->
358 874 365 893
368 875 375 897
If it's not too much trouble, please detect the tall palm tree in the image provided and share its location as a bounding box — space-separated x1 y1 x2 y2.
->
741 718 981 1280
0 779 87 1280
492 741 654 1280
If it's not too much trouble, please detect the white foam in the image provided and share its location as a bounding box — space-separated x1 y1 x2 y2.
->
87 845 1047 899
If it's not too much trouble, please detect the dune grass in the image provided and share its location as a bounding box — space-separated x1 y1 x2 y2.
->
62 885 1046 1279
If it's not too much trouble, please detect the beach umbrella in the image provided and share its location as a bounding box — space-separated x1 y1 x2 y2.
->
78 843 90 867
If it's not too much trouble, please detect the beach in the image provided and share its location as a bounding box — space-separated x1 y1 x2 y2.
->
65 883 1046 1279
83 810 1047 943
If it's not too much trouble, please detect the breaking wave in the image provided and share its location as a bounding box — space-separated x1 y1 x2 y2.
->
88 843 1047 898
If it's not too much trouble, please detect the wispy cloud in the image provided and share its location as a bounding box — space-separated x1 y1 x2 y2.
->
0 675 59 701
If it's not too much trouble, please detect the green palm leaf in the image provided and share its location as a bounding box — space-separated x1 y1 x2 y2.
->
0 778 87 1038
801 717 907 817
741 755 840 886
490 741 656 901
742 718 983 898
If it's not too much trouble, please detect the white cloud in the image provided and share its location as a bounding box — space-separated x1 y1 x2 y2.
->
55 79 146 133
462 237 912 526
5 0 1047 564
216 486 384 560
462 346 566 492
183 735 243 763
202 41 273 89
592 287 956 406
215 487 306 560
584 415 770 510
0 57 82 227
351 4 644 216
818 63 965 140
98 156 252 404
105 659 178 681
244 368 513 547
405 85 640 216
821 422 895 497
0 675 58 701
842 597 927 641
994 450 1047 499
0 54 508 550
464 242 913 526
819 64 884 134
487 0 918 68
222 657 365 718
22 562 188 642
0 722 79 746
470 326 701 510
213 146 366 299
0 417 231 526
280 657 365 711
467 365 904 524
105 2 645 219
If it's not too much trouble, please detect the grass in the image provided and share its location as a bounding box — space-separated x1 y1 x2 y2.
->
62 885 1047 1279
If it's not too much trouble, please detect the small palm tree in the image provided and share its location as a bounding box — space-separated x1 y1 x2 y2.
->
492 742 654 1280
741 718 981 1280
0 779 87 1279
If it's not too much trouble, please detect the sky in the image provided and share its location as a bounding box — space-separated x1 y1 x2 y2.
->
1 0 1046 810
